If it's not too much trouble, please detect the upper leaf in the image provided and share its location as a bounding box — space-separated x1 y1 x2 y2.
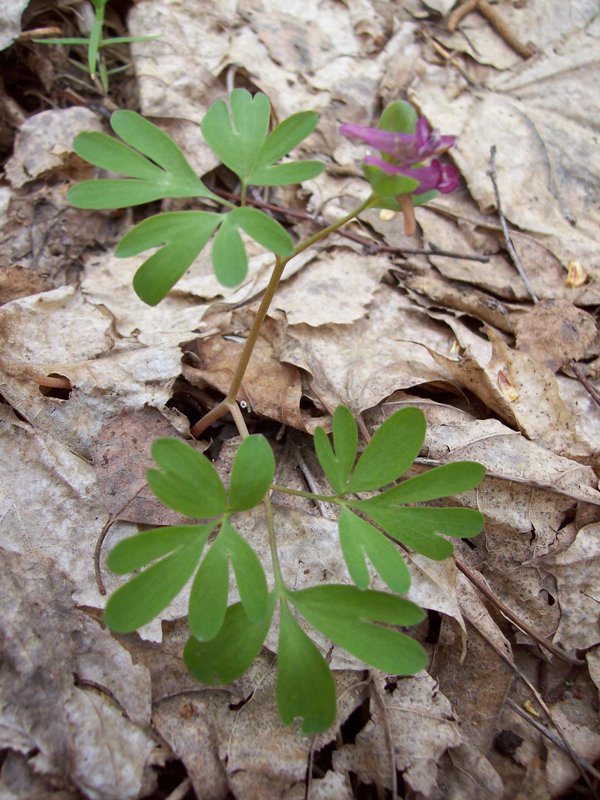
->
345 408 426 492
368 461 486 505
289 585 427 675
69 110 218 209
314 405 358 494
115 211 222 305
276 602 337 736
201 89 271 181
228 435 276 512
147 438 227 519
201 90 323 187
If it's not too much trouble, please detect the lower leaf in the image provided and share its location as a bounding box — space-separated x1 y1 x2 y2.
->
184 594 276 685
276 602 336 736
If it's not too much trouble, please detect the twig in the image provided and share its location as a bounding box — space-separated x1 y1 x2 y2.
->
94 484 147 594
370 673 399 799
569 360 600 409
293 446 337 520
465 618 593 791
455 556 584 666
488 146 539 302
448 0 536 59
506 698 600 782
215 189 490 263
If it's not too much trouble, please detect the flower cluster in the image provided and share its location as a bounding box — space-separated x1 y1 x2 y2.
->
340 116 459 234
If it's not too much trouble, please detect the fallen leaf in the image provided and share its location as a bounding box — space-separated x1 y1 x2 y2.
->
514 299 597 371
0 547 155 800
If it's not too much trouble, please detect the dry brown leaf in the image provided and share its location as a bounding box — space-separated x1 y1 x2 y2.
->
5 107 103 188
425 327 595 462
0 265 52 304
333 671 461 796
544 704 600 796
538 522 600 652
514 299 597 372
91 407 209 526
0 548 155 800
273 248 389 327
182 315 306 430
282 285 455 422
0 411 138 609
414 14 600 284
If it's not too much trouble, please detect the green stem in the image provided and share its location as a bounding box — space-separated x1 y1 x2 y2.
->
271 484 339 504
190 194 376 438
263 495 284 590
240 182 248 207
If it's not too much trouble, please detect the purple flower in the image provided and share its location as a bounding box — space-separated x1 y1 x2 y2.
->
362 157 459 194
340 117 455 165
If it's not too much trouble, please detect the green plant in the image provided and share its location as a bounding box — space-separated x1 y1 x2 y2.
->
70 89 484 733
34 0 158 92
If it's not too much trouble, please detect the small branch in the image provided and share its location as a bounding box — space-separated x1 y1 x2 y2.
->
506 698 600 783
455 556 584 666
488 146 539 303
448 0 536 59
215 189 490 263
569 360 600 409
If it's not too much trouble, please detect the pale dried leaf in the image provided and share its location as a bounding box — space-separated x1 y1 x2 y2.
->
0 548 155 800
538 523 600 651
5 107 103 188
0 0 30 50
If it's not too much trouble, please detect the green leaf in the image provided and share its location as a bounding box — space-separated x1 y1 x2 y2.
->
104 538 203 632
353 503 484 560
379 101 418 135
107 523 215 573
221 520 269 624
249 161 325 186
362 164 419 206
345 408 426 492
188 520 269 639
254 111 319 167
229 207 293 256
69 111 217 209
371 461 486 505
201 89 271 181
276 602 336 735
184 594 276 685
228 435 276 512
211 217 248 287
289 585 427 675
314 405 358 494
148 438 227 518
338 507 410 594
188 533 229 641
114 211 222 305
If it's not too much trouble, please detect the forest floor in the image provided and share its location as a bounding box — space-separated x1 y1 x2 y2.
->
0 1 599 798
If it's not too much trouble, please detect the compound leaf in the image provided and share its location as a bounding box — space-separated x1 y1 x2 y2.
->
289 585 427 676
107 523 215 574
228 435 276 512
104 538 204 632
115 211 222 305
69 110 217 209
338 507 410 594
276 602 336 736
148 438 227 519
346 408 426 493
184 594 276 685
249 160 324 186
255 111 318 167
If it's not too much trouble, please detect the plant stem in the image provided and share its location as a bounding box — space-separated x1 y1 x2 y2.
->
190 195 375 438
264 495 285 590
